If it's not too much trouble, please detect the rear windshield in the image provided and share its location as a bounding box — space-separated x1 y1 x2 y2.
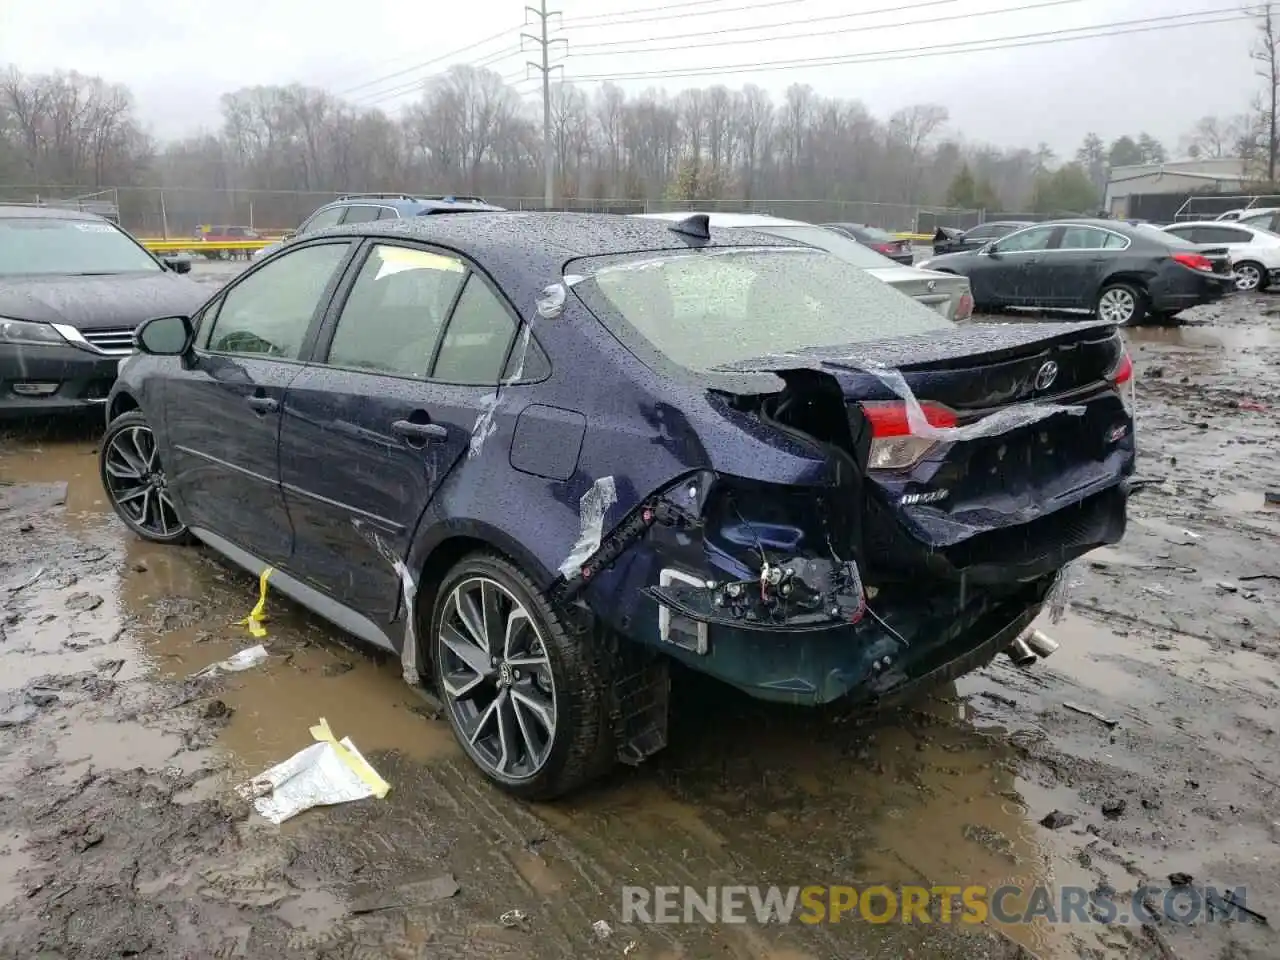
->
750 223 897 269
0 217 160 275
1134 224 1194 249
570 246 951 373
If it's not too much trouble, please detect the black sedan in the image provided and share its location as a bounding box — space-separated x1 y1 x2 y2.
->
918 219 1235 325
932 220 1032 256
822 222 914 265
0 206 207 416
101 212 1135 799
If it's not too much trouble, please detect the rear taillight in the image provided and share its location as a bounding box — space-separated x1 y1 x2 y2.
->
861 400 957 470
1172 251 1214 272
955 290 974 321
1108 351 1135 417
873 242 895 254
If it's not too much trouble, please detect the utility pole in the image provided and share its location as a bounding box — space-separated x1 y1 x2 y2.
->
523 0 566 209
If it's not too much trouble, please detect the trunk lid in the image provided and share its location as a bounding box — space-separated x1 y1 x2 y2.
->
867 265 968 320
720 320 1133 583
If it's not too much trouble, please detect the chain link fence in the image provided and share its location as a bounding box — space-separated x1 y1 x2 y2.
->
0 185 984 237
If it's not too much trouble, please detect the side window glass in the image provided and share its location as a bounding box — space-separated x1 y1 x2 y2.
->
1059 226 1107 249
966 226 993 240
1101 231 1128 249
202 243 349 359
377 207 401 220
300 206 344 235
995 227 1054 252
341 206 379 225
326 244 466 378
432 275 518 384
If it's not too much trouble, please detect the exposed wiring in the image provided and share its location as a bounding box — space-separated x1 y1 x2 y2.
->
561 0 803 28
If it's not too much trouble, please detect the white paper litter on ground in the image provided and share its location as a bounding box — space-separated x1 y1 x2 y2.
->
237 718 390 824
191 644 268 678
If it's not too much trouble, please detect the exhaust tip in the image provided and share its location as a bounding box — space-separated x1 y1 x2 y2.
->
1005 636 1037 668
1024 629 1060 659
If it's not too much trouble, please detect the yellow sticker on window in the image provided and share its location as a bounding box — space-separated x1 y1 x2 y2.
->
373 245 464 281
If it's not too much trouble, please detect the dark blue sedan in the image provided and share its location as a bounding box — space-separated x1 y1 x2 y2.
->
100 212 1137 798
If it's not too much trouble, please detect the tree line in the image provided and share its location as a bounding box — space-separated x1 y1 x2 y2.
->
3 3 1280 230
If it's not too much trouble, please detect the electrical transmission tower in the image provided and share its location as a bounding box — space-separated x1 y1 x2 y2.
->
523 1 567 208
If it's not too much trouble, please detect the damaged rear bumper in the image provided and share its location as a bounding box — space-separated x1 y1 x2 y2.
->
649 574 1052 706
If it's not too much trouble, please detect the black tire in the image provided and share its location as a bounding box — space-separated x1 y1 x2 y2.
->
1234 260 1266 292
1095 282 1147 326
429 551 614 800
99 410 194 544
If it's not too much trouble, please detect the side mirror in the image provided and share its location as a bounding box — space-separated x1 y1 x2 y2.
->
135 315 194 356
161 254 193 274
983 244 1000 257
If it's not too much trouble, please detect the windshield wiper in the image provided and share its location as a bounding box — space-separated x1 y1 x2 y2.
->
68 271 124 276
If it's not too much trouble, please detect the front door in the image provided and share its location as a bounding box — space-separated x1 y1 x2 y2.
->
163 240 355 566
977 224 1060 306
278 241 526 623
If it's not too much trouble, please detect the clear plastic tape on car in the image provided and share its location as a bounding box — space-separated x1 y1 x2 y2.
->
829 357 1088 440
467 283 560 459
557 476 618 579
351 519 420 685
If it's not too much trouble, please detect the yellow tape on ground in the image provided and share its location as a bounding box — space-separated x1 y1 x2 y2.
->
237 566 272 637
309 717 391 798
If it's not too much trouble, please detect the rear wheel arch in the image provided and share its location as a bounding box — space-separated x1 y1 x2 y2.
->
410 524 560 659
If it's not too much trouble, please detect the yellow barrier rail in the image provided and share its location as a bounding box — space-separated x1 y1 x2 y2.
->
142 239 277 253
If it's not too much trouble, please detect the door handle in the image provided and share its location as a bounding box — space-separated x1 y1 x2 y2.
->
391 419 448 443
247 395 278 415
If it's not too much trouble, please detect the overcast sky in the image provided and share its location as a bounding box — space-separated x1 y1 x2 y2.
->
0 0 1260 156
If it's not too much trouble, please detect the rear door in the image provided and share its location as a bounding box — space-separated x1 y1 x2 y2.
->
277 241 528 622
163 239 356 565
1043 225 1129 308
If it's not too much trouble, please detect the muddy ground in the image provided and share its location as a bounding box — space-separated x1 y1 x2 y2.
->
1 269 1278 959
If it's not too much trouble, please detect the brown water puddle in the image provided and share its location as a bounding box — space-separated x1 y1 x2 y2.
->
117 535 458 776
0 434 105 522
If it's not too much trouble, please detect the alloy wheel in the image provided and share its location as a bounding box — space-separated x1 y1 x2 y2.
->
1097 287 1136 324
438 576 558 781
1235 264 1262 291
103 425 184 538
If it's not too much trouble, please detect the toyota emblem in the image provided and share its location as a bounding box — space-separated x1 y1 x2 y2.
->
1034 360 1059 391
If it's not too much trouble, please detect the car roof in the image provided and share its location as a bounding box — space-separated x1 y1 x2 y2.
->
311 211 797 265
330 195 504 214
0 204 103 222
1167 220 1263 228
633 210 811 229
1236 207 1280 216
976 220 1033 228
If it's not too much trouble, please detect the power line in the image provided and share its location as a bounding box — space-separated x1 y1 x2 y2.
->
569 0 1083 57
559 8 1250 83
357 46 525 107
561 0 803 29
572 0 959 48
559 0 770 25
338 24 522 97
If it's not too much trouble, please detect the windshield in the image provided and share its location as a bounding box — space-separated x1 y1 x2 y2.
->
571 246 951 374
750 224 899 269
0 217 161 275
